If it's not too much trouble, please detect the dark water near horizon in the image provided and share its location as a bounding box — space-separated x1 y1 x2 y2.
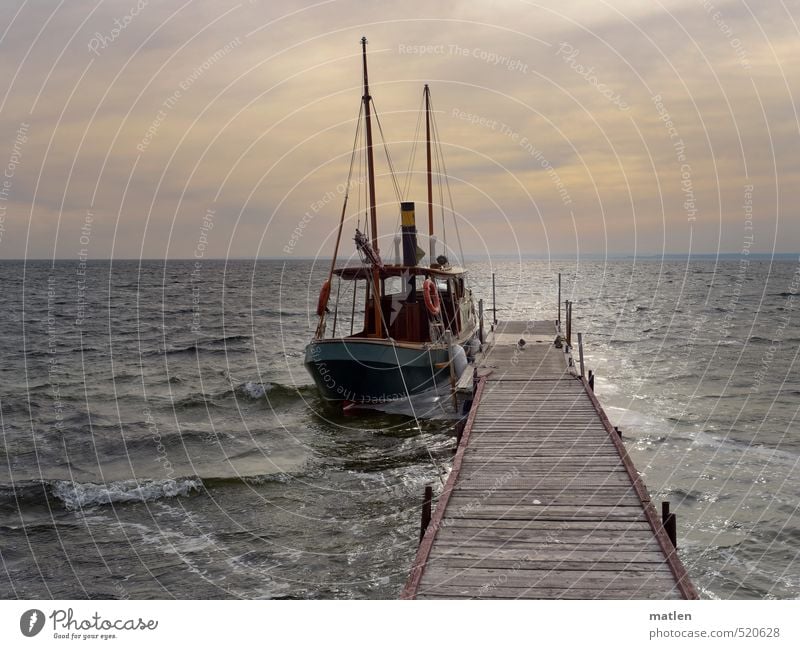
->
0 258 798 599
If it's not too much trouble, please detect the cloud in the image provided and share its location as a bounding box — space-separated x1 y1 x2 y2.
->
0 0 797 259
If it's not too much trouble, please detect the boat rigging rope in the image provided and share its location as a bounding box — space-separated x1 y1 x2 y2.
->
435 132 446 252
402 93 425 200
330 275 343 336
355 95 369 240
428 92 465 266
357 101 365 236
371 98 403 204
316 101 364 338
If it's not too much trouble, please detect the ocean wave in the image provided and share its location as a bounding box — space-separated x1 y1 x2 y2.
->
0 471 304 510
52 478 202 509
155 335 252 356
237 381 272 399
197 334 251 346
0 478 201 510
110 380 308 410
233 381 311 402
205 473 295 487
157 343 201 356
659 486 724 505
170 392 220 409
252 309 307 318
111 372 142 381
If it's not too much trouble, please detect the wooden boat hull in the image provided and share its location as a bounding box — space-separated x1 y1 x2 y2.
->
304 338 452 403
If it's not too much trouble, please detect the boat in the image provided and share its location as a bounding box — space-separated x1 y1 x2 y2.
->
303 37 479 404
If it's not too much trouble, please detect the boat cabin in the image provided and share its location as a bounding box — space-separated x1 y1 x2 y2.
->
329 265 470 343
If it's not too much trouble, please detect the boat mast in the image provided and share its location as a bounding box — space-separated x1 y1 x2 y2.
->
361 37 379 254
425 84 434 263
361 37 382 336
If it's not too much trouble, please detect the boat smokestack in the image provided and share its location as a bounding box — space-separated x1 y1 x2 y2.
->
401 201 418 267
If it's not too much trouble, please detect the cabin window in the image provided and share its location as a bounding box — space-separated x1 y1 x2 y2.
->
383 276 403 295
435 278 448 292
340 279 365 336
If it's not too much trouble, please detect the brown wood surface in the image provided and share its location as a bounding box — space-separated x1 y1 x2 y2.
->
400 320 698 600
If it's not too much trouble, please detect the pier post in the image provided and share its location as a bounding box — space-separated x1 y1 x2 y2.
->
614 426 622 438
445 330 458 409
588 369 595 391
557 273 561 329
569 300 572 347
577 332 585 378
455 418 466 447
662 501 677 549
565 300 572 347
420 485 433 543
492 273 497 324
478 299 485 344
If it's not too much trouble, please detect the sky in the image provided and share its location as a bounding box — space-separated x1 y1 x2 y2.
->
0 0 798 260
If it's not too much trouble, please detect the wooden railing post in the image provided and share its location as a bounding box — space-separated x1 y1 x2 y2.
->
662 501 677 549
577 332 585 378
557 273 561 329
492 273 497 324
420 485 433 543
455 418 466 447
565 300 572 347
478 299 484 343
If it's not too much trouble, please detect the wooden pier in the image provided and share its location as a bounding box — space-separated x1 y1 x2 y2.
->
401 320 698 600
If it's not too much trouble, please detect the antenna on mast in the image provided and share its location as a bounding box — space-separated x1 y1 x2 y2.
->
424 84 434 264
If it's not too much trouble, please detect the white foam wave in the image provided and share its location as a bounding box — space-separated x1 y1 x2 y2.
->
52 478 202 509
239 381 271 399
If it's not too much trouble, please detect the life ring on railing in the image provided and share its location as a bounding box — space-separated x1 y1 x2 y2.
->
422 278 440 316
316 279 331 316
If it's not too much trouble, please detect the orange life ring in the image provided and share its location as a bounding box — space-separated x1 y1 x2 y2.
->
423 278 440 316
316 279 331 316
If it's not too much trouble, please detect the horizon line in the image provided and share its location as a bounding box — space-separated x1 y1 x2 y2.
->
2 252 798 262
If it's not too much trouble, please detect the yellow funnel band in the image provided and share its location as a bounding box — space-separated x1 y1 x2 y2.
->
401 202 415 227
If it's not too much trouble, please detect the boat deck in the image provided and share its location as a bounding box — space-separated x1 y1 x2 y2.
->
401 320 697 599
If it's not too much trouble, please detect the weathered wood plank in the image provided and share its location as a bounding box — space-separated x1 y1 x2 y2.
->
441 510 649 521
421 567 679 587
431 533 663 550
445 495 644 509
430 558 674 572
416 586 682 599
456 475 637 489
434 518 652 531
431 534 665 549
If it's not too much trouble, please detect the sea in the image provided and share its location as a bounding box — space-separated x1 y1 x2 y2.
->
0 257 798 599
